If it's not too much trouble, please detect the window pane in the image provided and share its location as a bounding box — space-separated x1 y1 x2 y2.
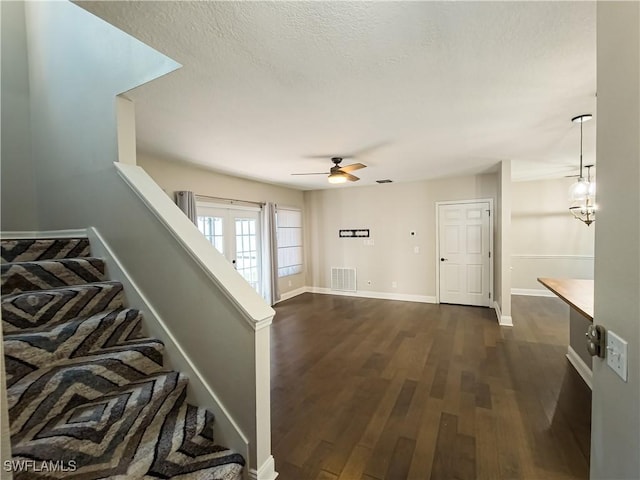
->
276 208 303 278
197 216 224 254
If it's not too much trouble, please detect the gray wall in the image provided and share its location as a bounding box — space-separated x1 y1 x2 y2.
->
4 1 267 468
1 1 38 231
591 2 640 478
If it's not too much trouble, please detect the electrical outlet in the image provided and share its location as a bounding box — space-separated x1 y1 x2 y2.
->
606 330 628 382
391 281 397 288
414 246 420 254
288 280 292 287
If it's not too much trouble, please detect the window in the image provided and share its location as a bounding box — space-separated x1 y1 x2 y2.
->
277 208 303 277
197 215 224 254
197 203 262 294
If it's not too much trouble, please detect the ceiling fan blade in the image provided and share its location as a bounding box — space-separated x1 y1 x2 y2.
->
339 163 366 173
345 173 360 182
291 172 330 176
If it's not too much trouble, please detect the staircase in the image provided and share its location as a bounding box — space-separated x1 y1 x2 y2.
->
1 237 245 479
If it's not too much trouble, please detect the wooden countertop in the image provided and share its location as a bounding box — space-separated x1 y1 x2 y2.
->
538 278 594 321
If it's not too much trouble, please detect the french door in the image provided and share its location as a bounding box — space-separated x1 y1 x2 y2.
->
197 204 262 294
437 201 492 307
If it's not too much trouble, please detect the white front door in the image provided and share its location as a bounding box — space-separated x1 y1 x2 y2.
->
438 202 491 307
197 205 262 294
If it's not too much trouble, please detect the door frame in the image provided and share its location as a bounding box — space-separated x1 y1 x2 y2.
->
435 198 494 306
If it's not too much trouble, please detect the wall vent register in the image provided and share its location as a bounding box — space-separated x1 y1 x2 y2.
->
331 267 357 292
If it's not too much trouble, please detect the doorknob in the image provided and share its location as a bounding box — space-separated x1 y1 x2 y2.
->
440 258 448 262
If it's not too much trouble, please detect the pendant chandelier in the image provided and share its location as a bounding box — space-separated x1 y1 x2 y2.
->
568 114 596 226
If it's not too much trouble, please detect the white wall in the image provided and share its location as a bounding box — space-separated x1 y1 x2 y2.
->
138 153 306 296
591 3 640 478
495 160 512 322
304 173 497 300
511 177 595 291
1 1 38 231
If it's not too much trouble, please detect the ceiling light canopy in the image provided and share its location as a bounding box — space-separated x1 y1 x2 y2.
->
568 114 596 226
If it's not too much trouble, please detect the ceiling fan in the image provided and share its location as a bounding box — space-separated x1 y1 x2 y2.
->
292 157 367 184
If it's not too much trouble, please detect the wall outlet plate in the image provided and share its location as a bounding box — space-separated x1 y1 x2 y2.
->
606 330 628 382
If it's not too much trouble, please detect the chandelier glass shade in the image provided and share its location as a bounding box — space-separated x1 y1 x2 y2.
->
568 114 596 226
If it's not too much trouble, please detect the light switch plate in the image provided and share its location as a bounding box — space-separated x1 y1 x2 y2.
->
606 330 628 382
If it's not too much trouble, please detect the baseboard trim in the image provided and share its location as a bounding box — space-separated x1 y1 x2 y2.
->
249 455 278 480
307 287 437 304
0 229 88 239
494 301 513 326
277 287 307 303
566 346 593 390
87 227 250 461
511 288 556 298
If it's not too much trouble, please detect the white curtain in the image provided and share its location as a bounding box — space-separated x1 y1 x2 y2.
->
175 191 198 225
261 202 280 305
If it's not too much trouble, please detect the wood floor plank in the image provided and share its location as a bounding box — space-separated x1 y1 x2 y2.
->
336 445 372 480
271 294 591 480
405 397 442 480
385 436 416 480
429 412 459 480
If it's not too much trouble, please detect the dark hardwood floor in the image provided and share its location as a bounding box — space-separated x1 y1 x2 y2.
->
271 294 591 480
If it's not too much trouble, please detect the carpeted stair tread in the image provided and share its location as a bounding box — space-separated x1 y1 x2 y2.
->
1 281 125 333
141 394 245 479
7 350 169 438
10 371 189 478
4 308 160 378
2 237 244 479
1 238 90 263
1 257 106 295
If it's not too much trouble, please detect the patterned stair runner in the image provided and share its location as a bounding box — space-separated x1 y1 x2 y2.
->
1 237 244 479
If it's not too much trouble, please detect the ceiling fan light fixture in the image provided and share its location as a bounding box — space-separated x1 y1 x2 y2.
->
328 171 348 184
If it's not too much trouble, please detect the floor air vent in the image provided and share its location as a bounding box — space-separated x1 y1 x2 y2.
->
331 267 357 292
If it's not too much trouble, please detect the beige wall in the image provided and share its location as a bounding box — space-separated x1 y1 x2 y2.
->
511 177 595 290
304 173 497 299
592 2 640 478
495 160 512 321
138 153 306 295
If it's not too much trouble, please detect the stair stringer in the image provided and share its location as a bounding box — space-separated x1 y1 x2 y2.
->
86 227 250 474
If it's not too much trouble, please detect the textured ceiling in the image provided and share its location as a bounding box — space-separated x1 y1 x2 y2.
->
78 1 597 189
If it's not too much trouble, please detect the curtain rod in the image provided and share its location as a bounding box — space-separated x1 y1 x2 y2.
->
195 194 265 207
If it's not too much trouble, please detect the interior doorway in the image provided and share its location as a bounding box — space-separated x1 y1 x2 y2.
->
437 200 493 307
